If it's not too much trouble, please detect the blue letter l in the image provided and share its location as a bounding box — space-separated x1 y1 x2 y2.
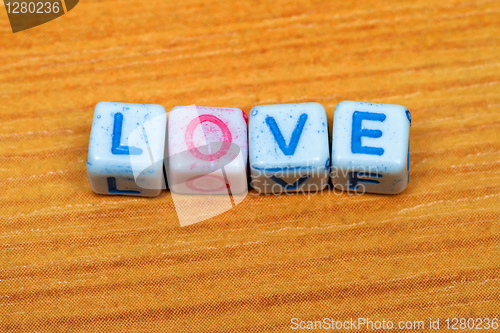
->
111 112 143 155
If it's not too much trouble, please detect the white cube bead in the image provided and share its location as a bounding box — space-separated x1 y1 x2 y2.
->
87 102 167 197
166 106 248 194
331 101 411 194
249 103 330 194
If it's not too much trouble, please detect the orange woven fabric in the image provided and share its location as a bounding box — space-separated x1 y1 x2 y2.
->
0 0 499 331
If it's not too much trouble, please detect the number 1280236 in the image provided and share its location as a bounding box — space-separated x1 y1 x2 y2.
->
6 2 60 14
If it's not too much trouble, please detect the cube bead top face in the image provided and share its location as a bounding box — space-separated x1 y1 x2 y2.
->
166 106 248 194
87 102 167 196
331 101 411 194
167 106 248 171
88 102 167 173
249 103 330 170
332 101 410 172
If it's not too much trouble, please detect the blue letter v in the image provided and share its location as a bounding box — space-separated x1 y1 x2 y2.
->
270 175 310 190
265 113 308 156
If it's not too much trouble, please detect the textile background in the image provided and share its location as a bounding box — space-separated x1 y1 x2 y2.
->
0 0 499 331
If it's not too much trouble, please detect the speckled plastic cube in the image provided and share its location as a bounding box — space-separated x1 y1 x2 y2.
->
249 103 330 194
166 106 248 194
331 101 411 194
86 102 167 197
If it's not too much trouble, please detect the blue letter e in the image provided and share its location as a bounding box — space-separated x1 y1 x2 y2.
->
351 111 386 156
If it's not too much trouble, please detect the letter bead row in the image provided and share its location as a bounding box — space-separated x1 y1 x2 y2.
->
87 101 411 197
